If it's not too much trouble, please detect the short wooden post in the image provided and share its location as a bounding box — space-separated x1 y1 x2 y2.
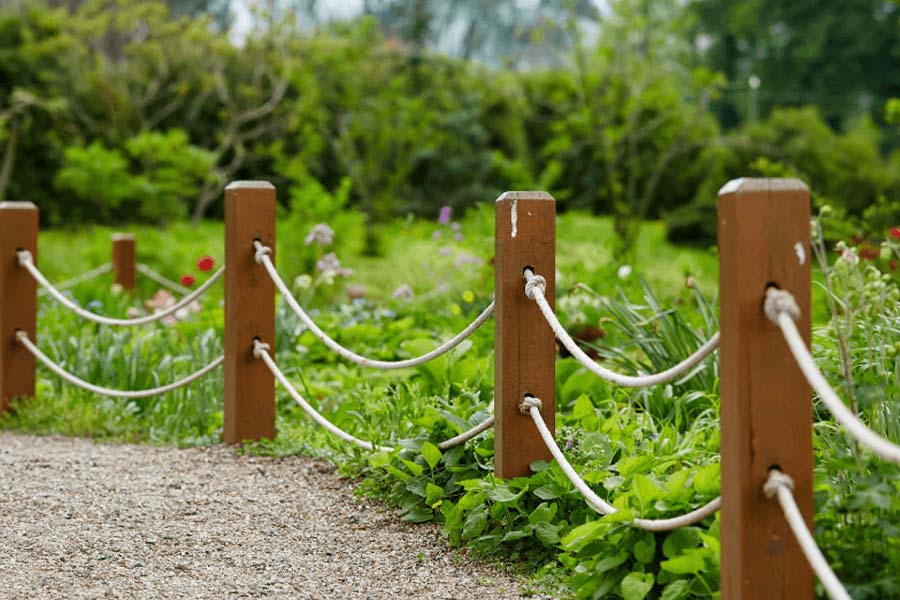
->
223 181 276 443
112 233 136 291
494 191 556 478
0 202 38 412
718 178 813 599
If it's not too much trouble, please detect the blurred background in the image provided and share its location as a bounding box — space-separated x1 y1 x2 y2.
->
2 0 899 257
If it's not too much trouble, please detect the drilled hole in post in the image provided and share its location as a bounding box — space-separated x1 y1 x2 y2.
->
765 281 780 290
523 265 535 276
767 463 782 473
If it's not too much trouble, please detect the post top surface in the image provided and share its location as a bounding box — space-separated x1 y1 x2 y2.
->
0 201 38 211
496 191 555 203
111 233 135 241
718 177 809 196
225 181 275 190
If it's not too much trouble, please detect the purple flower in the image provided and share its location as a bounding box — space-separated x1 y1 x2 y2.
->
454 252 483 269
438 206 452 225
432 230 442 240
392 284 414 300
305 223 335 246
454 232 464 242
450 222 461 231
316 252 353 277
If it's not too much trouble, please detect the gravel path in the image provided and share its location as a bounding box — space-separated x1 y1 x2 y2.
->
0 432 535 600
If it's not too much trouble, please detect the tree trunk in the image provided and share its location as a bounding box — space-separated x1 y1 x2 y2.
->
0 117 20 202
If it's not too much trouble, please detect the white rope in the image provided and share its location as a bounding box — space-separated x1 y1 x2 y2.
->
437 416 494 450
253 339 394 452
37 263 113 296
16 331 223 399
766 287 900 465
524 269 720 388
19 250 223 327
253 242 493 370
136 263 193 296
764 470 851 600
521 396 721 531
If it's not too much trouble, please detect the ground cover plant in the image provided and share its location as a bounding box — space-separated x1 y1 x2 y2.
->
3 208 900 599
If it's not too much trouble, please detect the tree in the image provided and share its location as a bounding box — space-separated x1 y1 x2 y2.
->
547 0 722 257
690 0 900 128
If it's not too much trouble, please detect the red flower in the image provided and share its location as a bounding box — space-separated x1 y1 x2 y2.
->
197 256 215 272
891 260 898 272
891 227 900 240
859 245 879 261
180 274 196 287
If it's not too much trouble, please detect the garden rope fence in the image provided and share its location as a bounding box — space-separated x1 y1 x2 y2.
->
19 250 224 327
37 262 113 296
136 262 194 296
16 330 224 399
524 268 721 387
765 286 900 464
764 470 852 600
253 240 495 370
2 179 894 600
520 395 722 531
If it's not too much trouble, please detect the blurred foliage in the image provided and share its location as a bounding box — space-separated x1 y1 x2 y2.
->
1 0 900 257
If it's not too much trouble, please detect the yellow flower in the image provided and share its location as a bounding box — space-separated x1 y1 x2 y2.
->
462 290 474 303
451 304 461 316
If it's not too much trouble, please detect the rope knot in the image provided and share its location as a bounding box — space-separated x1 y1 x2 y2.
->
763 470 795 499
17 250 33 265
253 241 272 265
252 339 271 359
14 330 28 344
764 287 801 323
519 395 543 414
524 273 547 300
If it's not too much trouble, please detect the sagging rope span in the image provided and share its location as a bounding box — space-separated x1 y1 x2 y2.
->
19 250 223 327
520 396 721 531
253 242 493 370
252 338 494 452
38 263 113 296
764 470 851 600
136 263 194 296
765 287 900 465
16 331 223 399
523 269 720 388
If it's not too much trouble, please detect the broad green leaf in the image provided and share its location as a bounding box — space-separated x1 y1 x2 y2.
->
487 485 523 503
660 580 690 600
593 552 628 574
402 508 434 523
421 442 442 470
561 519 604 550
528 502 558 525
425 482 444 506
621 572 654 600
661 549 707 575
533 521 560 546
401 459 424 477
692 463 720 495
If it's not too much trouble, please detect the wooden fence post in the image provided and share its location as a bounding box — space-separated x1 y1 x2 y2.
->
494 191 556 478
0 202 38 412
718 178 813 599
223 181 276 443
112 233 136 291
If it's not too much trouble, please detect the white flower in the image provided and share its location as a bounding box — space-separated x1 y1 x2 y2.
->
316 253 353 277
294 274 312 290
617 265 632 279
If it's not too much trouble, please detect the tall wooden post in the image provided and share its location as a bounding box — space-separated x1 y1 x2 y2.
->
223 181 276 443
0 202 38 412
494 191 556 478
112 233 136 291
718 178 813 599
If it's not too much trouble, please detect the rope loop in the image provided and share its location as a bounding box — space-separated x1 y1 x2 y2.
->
252 339 271 359
764 287 801 323
763 469 795 499
524 273 547 300
253 241 272 264
520 395 543 414
17 249 33 266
